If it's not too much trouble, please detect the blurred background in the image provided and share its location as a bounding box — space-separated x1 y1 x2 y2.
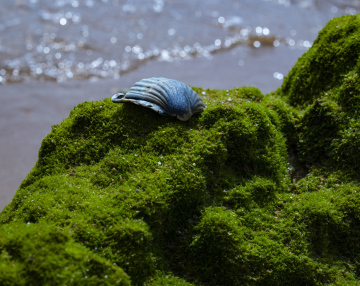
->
1 0 359 211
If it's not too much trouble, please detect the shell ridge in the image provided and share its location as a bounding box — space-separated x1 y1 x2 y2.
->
128 86 165 102
132 79 169 110
156 79 177 101
127 98 167 115
159 79 189 113
156 79 195 120
127 79 168 107
125 90 166 109
188 89 205 112
148 81 172 109
191 100 206 113
181 85 197 109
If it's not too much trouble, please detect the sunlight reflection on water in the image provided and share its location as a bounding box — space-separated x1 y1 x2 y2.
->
0 0 358 86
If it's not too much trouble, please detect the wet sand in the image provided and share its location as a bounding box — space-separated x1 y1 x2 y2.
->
0 48 305 211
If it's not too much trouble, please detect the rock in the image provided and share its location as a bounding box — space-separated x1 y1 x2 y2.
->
2 15 360 285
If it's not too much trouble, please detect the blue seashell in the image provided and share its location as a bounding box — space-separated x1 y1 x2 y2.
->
111 77 205 121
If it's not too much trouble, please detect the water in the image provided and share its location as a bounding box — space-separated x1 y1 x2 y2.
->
1 0 359 92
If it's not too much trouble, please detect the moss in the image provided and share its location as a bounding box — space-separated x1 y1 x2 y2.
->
1 85 293 285
3 15 360 285
297 98 346 165
187 207 329 285
192 86 264 104
225 177 279 209
335 63 360 116
145 273 194 285
198 102 287 185
0 223 130 285
279 173 360 272
281 15 360 177
331 119 360 173
282 15 360 108
261 95 299 148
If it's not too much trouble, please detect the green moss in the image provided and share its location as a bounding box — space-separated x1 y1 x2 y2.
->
331 119 360 173
297 98 346 165
145 272 195 285
225 177 279 209
335 64 360 116
0 223 130 285
187 207 330 285
281 181 360 259
3 15 360 285
281 15 360 177
282 15 360 108
1 85 293 285
261 95 299 148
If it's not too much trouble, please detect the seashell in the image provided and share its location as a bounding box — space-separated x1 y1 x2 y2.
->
111 77 205 121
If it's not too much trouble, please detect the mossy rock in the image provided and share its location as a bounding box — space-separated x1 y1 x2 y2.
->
1 86 297 285
187 207 329 285
297 98 346 165
2 15 360 285
280 15 360 176
0 223 130 285
145 273 195 285
282 15 360 109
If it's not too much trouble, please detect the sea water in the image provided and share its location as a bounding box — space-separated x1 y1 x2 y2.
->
0 0 359 92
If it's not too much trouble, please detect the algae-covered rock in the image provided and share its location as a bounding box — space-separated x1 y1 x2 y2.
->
282 15 360 109
0 85 294 285
0 222 130 285
281 15 360 175
2 14 360 285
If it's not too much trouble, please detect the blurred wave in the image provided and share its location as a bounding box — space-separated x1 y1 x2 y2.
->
0 0 358 84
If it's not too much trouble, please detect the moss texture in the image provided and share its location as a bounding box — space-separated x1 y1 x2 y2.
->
2 14 360 285
280 14 360 174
